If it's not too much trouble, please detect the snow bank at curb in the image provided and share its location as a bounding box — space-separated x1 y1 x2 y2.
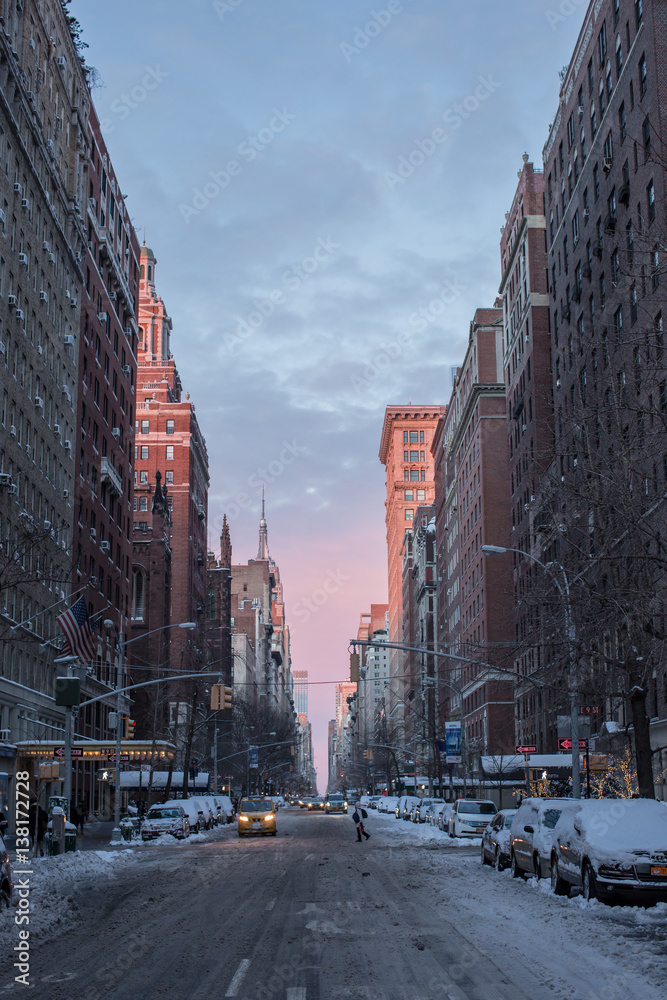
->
369 812 482 847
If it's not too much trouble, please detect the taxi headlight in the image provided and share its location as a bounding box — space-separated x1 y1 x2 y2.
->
264 814 274 822
239 815 250 822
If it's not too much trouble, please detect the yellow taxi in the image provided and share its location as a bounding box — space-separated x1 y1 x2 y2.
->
237 797 277 837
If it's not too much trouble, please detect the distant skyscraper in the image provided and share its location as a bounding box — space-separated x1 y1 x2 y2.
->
293 670 308 716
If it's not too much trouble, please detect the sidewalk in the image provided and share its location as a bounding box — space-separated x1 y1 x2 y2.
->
6 820 119 858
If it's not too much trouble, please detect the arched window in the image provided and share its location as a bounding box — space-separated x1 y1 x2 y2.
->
148 265 152 281
140 264 145 279
131 568 146 621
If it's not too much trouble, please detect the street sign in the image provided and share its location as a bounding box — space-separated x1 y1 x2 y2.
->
557 738 588 751
71 747 84 757
579 706 601 714
444 722 461 763
248 746 259 769
53 746 83 757
516 744 537 754
106 752 130 762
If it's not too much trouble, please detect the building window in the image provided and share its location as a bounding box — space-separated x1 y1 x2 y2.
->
139 497 148 511
598 21 607 67
166 445 174 460
421 469 426 481
141 419 149 434
410 451 419 462
403 431 408 443
405 509 414 521
410 470 419 481
206 589 216 620
420 431 424 443
404 490 414 501
140 445 148 460
619 102 626 142
639 53 647 98
404 451 409 461
131 569 145 621
404 469 409 481
165 470 174 484
643 115 651 159
140 471 148 484
647 179 655 222
409 431 419 443
166 419 175 434
416 489 426 501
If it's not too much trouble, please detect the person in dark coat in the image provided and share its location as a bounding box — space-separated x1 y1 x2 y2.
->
35 807 48 857
76 800 85 835
352 805 370 842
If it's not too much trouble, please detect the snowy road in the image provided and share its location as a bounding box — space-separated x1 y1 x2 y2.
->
0 808 666 1000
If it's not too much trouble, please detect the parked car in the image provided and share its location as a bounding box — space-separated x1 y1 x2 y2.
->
438 803 455 832
0 833 12 908
215 796 235 823
378 796 399 815
480 809 517 870
418 799 444 824
549 799 667 904
190 796 216 830
400 796 420 820
325 793 348 814
509 797 579 878
175 798 206 834
238 797 277 837
448 799 497 838
429 802 447 827
141 803 190 841
367 796 382 810
199 796 222 826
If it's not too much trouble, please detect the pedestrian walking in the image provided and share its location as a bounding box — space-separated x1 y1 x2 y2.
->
352 805 370 842
36 807 48 857
77 799 85 836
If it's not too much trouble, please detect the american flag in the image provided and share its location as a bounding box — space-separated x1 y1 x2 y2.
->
56 596 97 664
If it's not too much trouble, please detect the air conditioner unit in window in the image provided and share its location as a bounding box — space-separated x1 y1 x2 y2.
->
90 527 96 539
42 240 50 252
122 365 131 375
15 309 24 322
111 427 120 438
98 312 108 323
63 335 75 346
18 252 28 266
55 56 66 68
0 473 12 487
54 424 61 435
64 439 71 450
7 295 17 306
100 540 110 552
602 157 613 173
9 425 16 437
39 290 48 303
21 198 30 211
69 297 77 308
89 576 97 587
578 105 584 116
13 182 22 195
43 520 51 530
522 424 527 432
7 484 17 495
63 489 69 498
34 396 43 408
48 253 56 264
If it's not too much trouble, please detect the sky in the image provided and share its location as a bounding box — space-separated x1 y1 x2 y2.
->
70 0 585 786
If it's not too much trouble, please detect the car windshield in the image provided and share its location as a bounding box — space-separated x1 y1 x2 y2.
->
240 799 273 813
504 814 516 828
459 801 497 815
148 808 180 819
328 796 343 801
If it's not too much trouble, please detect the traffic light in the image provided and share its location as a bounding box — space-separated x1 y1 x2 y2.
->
350 653 360 683
123 717 136 739
363 749 373 761
210 684 222 710
223 686 233 710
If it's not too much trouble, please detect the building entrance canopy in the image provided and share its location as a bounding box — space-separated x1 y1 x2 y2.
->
16 741 175 762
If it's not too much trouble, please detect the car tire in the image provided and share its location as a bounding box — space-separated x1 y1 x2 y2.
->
494 847 503 871
550 858 568 896
582 861 597 902
481 843 490 866
510 852 523 879
533 854 542 880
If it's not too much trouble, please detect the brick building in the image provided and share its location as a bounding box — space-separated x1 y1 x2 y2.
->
450 309 515 758
133 245 209 683
498 156 554 750
379 406 446 738
355 604 389 749
540 0 667 779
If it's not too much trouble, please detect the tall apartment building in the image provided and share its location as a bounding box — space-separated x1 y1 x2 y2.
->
449 309 515 757
132 245 209 683
293 669 308 716
405 505 437 762
379 405 446 735
499 157 554 750
355 604 388 748
541 0 667 773
0 2 90 812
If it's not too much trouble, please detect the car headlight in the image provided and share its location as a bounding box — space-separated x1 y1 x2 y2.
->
239 815 250 822
343 802 347 808
264 814 274 822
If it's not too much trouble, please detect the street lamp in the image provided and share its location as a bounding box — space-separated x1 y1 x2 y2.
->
481 543 581 798
53 654 79 818
103 619 197 841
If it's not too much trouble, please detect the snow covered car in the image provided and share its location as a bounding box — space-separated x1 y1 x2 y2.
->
216 795 235 823
509 798 579 878
480 809 517 870
448 799 497 838
400 796 420 820
0 832 12 908
325 794 348 814
438 804 455 832
200 796 222 825
141 804 190 841
428 802 447 827
378 796 399 815
418 799 445 824
189 797 215 830
549 798 667 904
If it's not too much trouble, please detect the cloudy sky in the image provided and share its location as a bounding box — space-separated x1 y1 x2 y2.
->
71 0 584 783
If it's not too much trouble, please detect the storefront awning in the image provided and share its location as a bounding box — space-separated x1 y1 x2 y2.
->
15 741 176 762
